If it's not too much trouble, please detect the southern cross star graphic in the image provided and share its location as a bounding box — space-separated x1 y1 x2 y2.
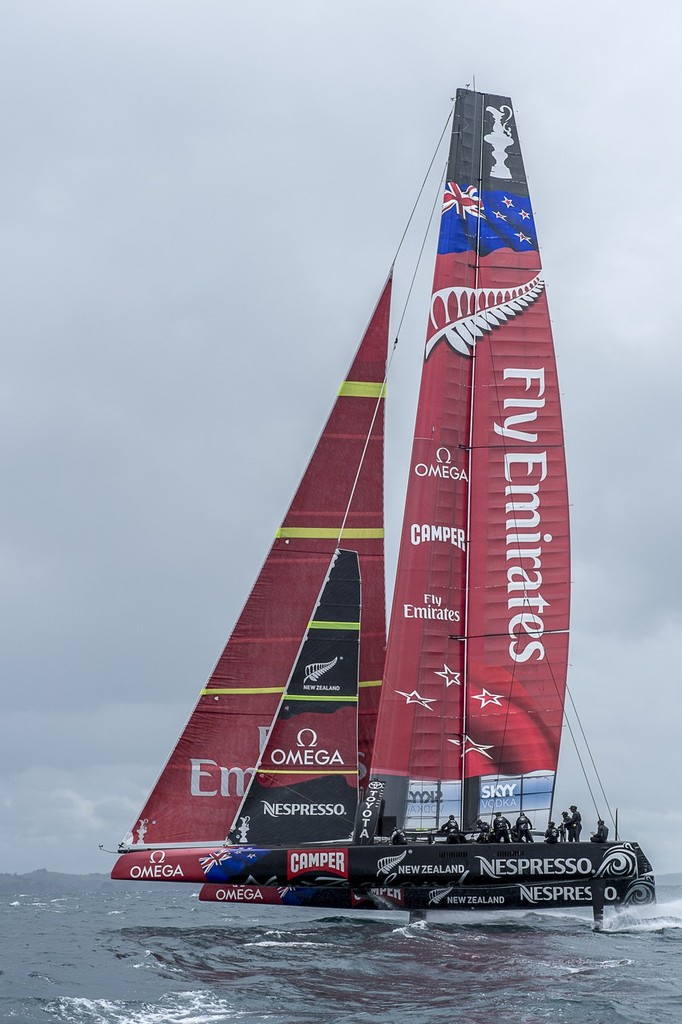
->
434 664 461 687
447 735 494 759
471 688 504 708
396 689 436 710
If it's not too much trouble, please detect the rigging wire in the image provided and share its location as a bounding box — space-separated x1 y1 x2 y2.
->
339 103 453 547
564 682 615 827
390 102 455 271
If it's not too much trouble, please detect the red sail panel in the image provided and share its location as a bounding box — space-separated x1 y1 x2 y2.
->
126 282 390 845
370 91 569 831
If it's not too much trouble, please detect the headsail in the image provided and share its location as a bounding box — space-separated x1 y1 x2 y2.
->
369 90 570 831
124 282 391 846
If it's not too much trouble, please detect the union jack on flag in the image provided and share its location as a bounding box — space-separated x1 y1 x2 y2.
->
442 182 485 219
200 849 231 874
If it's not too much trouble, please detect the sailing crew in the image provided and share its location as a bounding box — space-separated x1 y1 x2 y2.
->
439 815 466 843
544 821 560 843
559 811 570 841
515 813 534 843
590 819 609 843
391 826 407 845
566 805 582 842
474 819 491 843
491 812 512 842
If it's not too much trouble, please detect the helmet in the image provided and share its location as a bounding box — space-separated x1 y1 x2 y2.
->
569 805 577 811
548 821 555 826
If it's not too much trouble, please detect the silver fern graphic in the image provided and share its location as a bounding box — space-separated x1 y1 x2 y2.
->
303 657 338 682
377 850 408 883
426 274 545 358
593 844 638 879
428 886 455 905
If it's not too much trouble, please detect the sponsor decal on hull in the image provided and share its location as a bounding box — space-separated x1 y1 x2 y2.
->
287 849 349 881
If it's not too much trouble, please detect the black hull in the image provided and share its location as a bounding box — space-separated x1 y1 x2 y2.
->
199 840 654 893
199 874 653 914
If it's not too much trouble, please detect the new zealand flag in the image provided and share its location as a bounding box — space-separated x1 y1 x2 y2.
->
438 181 538 256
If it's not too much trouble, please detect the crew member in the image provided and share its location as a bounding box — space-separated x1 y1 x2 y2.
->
515 812 534 843
439 815 466 843
391 827 407 845
544 821 560 843
491 812 512 842
590 819 609 843
474 819 491 843
559 811 570 842
567 805 582 842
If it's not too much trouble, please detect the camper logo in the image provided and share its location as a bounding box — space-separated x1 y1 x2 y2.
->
287 849 349 881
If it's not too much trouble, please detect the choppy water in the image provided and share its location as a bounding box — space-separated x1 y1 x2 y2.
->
3 883 682 1023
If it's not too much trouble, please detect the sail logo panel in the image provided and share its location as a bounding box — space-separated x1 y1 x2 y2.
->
369 90 569 831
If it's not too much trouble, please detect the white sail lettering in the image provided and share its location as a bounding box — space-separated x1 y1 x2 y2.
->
190 758 255 797
410 524 466 549
404 603 460 622
190 759 218 796
505 484 541 529
503 444 549 663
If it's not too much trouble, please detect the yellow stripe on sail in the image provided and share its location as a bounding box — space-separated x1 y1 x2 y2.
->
307 620 360 631
337 380 386 398
204 681 378 696
275 527 383 539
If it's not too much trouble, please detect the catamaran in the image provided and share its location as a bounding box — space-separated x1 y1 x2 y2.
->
111 88 655 926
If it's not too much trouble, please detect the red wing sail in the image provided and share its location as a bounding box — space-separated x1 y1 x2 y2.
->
369 91 569 832
228 549 360 845
125 283 390 845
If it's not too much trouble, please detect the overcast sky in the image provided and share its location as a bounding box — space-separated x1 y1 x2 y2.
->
2 1 681 879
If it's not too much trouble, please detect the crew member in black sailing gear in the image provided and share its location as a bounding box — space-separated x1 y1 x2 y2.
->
439 815 466 843
474 819 491 843
491 812 512 842
544 821 560 843
559 811 570 841
391 827 407 845
515 812 534 842
590 819 609 843
567 805 582 842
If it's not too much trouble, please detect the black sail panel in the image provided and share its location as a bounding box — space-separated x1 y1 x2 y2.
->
230 549 361 845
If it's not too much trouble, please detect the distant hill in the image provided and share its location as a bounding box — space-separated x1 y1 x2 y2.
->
0 868 179 894
657 873 682 886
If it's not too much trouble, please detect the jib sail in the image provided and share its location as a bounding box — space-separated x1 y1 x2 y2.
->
124 282 391 845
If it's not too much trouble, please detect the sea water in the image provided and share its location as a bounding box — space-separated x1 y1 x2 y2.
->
3 883 682 1023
